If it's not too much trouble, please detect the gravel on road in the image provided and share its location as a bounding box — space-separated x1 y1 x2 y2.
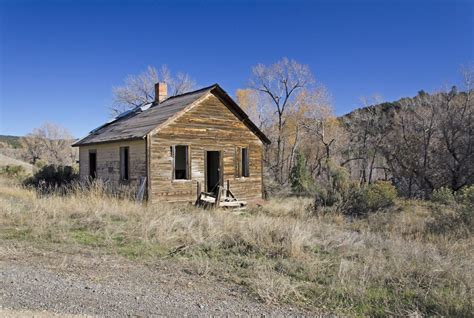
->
0 245 308 317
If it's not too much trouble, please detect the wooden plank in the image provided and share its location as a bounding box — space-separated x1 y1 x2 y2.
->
220 201 246 208
196 181 201 202
215 185 222 208
146 134 152 203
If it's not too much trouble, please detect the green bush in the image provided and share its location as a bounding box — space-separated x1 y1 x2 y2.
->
0 165 28 181
457 185 473 234
290 151 314 196
25 164 79 189
425 185 473 238
33 159 48 170
431 187 455 205
348 181 397 215
457 185 474 206
365 181 398 210
313 159 351 208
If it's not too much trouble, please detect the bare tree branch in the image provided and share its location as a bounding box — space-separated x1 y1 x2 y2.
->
111 65 196 115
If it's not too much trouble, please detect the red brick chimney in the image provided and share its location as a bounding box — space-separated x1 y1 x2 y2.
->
154 82 168 104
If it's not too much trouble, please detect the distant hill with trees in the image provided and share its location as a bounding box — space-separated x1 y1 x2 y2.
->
340 87 474 197
0 135 22 148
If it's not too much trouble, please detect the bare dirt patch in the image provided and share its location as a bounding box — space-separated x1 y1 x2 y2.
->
0 243 308 316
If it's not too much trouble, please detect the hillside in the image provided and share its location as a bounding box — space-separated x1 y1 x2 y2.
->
339 90 463 120
0 135 22 149
340 101 399 120
0 154 33 172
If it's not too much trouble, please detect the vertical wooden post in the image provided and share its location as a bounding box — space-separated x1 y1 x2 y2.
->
196 181 201 202
226 179 230 197
219 150 224 188
215 185 222 208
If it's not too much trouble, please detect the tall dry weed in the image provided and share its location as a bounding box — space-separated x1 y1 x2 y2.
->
0 178 472 316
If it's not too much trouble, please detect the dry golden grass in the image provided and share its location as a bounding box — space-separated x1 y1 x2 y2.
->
0 178 472 316
0 154 33 173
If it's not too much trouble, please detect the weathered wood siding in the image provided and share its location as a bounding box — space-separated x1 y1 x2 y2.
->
149 93 263 203
78 140 146 188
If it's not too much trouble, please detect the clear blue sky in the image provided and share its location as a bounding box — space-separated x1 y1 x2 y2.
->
0 0 472 138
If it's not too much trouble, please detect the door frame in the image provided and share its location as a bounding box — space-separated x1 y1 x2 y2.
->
204 150 223 192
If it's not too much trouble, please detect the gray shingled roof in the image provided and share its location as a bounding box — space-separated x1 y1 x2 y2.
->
73 84 270 146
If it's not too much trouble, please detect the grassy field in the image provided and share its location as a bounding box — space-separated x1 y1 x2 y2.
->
0 177 472 316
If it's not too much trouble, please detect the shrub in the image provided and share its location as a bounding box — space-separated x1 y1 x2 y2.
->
33 158 48 170
457 185 474 206
457 185 474 234
313 159 351 208
314 186 341 207
289 151 314 196
426 185 473 238
431 187 455 205
427 205 471 238
348 181 397 215
0 165 28 181
364 181 398 210
25 164 79 189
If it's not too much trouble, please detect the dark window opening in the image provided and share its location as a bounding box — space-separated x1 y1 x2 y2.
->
120 147 129 181
241 147 249 177
89 151 97 179
173 145 189 180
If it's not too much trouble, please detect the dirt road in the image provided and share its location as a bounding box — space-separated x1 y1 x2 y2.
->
0 245 307 317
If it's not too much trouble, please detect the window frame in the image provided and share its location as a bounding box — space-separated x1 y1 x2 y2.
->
234 146 241 178
171 145 191 181
235 146 250 178
120 146 130 181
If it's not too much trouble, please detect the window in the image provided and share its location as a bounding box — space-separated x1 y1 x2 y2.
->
235 147 249 178
241 147 249 177
172 145 189 180
120 147 129 181
89 150 97 179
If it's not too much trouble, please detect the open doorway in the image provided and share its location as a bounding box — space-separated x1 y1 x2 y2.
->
206 151 221 194
89 151 97 179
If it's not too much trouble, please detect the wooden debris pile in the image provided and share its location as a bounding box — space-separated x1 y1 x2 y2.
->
195 182 247 209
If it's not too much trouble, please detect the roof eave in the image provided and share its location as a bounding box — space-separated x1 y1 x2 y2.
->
71 136 144 147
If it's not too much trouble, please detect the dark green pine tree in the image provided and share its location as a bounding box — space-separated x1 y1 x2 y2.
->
290 151 313 195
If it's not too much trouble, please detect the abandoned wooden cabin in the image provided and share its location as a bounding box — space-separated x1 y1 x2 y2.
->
72 83 271 204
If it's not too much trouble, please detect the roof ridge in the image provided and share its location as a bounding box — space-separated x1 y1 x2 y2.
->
73 83 270 146
160 83 218 103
